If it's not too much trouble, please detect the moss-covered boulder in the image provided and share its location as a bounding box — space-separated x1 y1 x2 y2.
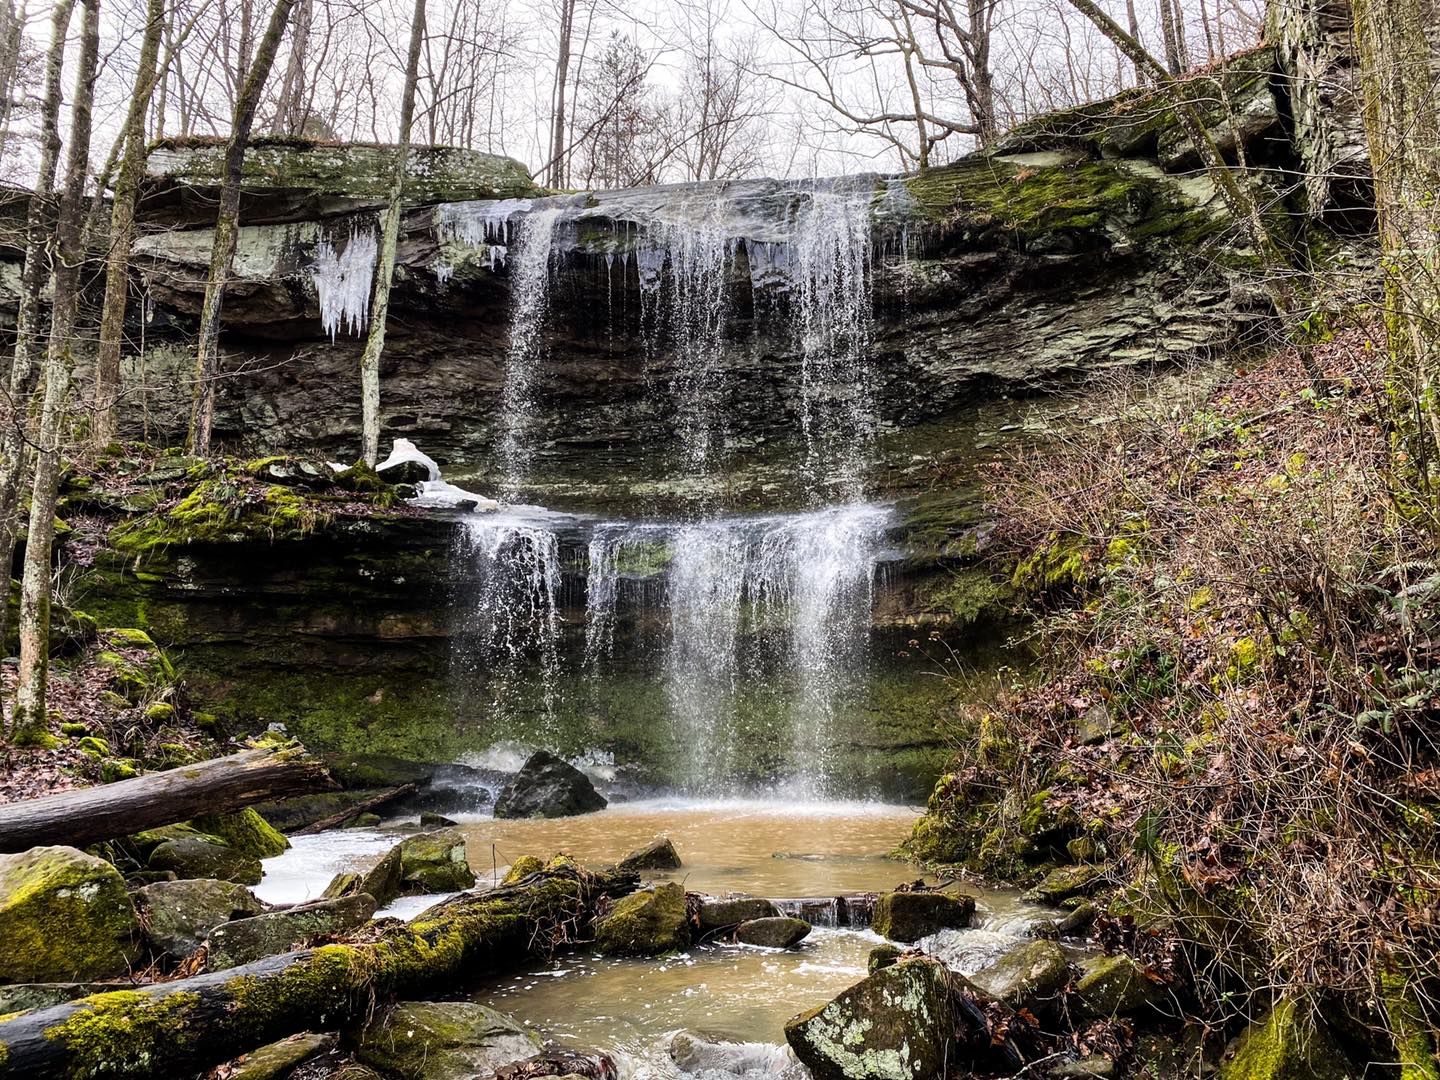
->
92 627 176 703
1074 954 1168 1018
616 835 682 873
325 843 405 907
500 855 545 885
0 846 139 983
696 896 782 931
734 916 811 949
351 1000 541 1080
968 939 1072 1013
868 944 905 973
595 882 690 956
1218 999 1357 1080
396 829 475 894
1022 863 1107 905
205 893 377 970
148 837 263 885
190 809 289 859
871 891 976 943
227 1032 335 1080
134 878 268 959
784 958 954 1080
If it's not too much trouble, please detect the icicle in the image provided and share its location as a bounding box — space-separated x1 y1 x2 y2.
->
311 225 378 340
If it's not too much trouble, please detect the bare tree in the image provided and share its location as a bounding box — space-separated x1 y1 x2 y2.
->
0 0 26 166
187 0 299 455
12 0 99 745
547 0 579 186
572 31 665 187
270 0 311 135
358 0 425 465
672 25 773 181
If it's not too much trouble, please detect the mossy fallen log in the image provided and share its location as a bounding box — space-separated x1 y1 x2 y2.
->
0 860 636 1078
0 742 334 854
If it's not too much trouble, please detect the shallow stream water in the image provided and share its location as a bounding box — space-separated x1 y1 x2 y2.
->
257 801 1050 1078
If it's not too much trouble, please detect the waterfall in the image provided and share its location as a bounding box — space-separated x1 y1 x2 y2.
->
312 225 378 340
497 208 563 497
453 512 565 740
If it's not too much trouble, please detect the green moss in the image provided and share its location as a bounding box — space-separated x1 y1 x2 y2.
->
501 855 545 885
916 567 1013 626
1379 971 1440 1080
101 759 139 783
0 847 138 983
594 882 689 956
111 479 331 554
43 990 202 1073
1218 999 1356 1080
191 808 289 859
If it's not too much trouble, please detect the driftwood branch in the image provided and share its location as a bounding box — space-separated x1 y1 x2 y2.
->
0 742 335 853
0 862 638 1078
292 783 417 835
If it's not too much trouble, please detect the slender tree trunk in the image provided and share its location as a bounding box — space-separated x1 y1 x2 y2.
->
0 0 75 660
1351 0 1440 485
1159 0 1183 73
1169 0 1190 70
0 0 25 165
358 0 425 465
91 0 166 449
548 0 575 187
1125 0 1145 85
12 0 100 745
272 0 311 135
966 0 998 145
187 0 299 455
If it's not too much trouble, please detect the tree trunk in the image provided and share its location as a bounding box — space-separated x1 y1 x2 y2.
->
272 0 311 135
1350 0 1440 479
1159 0 1182 74
548 0 576 187
0 862 637 1078
91 0 165 449
0 743 334 852
0 0 74 655
292 783 416 835
358 0 426 465
11 0 99 746
0 0 25 162
187 0 298 456
1125 0 1145 84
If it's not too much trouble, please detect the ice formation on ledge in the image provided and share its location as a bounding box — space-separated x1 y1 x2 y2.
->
377 438 498 512
377 437 441 481
433 198 534 275
312 226 378 339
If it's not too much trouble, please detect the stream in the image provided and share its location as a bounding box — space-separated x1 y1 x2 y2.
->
256 800 1054 1078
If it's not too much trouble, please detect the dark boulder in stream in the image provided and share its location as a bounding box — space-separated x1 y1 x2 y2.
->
134 877 269 960
493 751 607 819
395 828 476 893
968 938 1072 1014
871 890 976 943
615 834 682 873
696 896 782 931
734 916 811 949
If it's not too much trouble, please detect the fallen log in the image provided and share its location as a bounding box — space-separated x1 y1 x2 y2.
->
292 783 417 835
0 860 637 1078
0 741 335 854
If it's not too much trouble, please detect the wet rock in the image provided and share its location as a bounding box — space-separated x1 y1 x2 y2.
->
148 837 263 885
868 944 904 973
595 882 690 956
134 877 268 959
351 1000 542 1080
1074 954 1168 1018
206 893 377 970
326 843 405 908
494 1049 617 1080
1022 864 1106 905
871 891 975 943
228 1033 335 1080
1218 1000 1357 1080
493 751 607 819
396 828 476 894
785 957 954 1080
697 896 782 931
419 811 458 827
735 916 811 949
616 835 682 873
0 846 138 983
1032 901 1098 939
377 458 434 485
969 939 1071 1013
347 813 383 829
190 808 290 859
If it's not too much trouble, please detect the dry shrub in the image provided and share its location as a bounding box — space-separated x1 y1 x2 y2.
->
967 330 1440 1038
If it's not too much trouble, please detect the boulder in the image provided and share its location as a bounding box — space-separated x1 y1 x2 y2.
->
595 882 690 956
697 896 782 931
735 917 811 949
190 808 289 859
325 843 405 908
148 837 263 885
969 939 1072 1013
351 1000 541 1080
1074 954 1168 1018
493 751 607 819
0 846 138 983
419 812 458 827
616 835 682 873
134 878 268 959
494 1050 617 1080
1022 864 1106 905
1049 1054 1115 1077
871 891 975 943
205 893 377 970
396 829 476 894
1218 1000 1357 1080
228 1033 335 1080
868 944 904 973
501 855 545 885
785 958 955 1080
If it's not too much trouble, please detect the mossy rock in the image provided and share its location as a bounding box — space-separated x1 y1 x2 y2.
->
190 808 289 859
871 891 976 943
595 882 690 956
100 759 139 783
1218 999 1357 1080
969 939 1072 1013
227 1033 335 1080
1022 863 1107 905
396 829 475 894
205 893 377 970
615 835 681 873
133 878 268 959
110 478 331 553
0 846 139 982
501 855 545 885
148 837 262 885
696 896 781 931
1074 953 1168 1018
868 944 904 973
324 844 404 908
350 999 541 1080
92 628 176 704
